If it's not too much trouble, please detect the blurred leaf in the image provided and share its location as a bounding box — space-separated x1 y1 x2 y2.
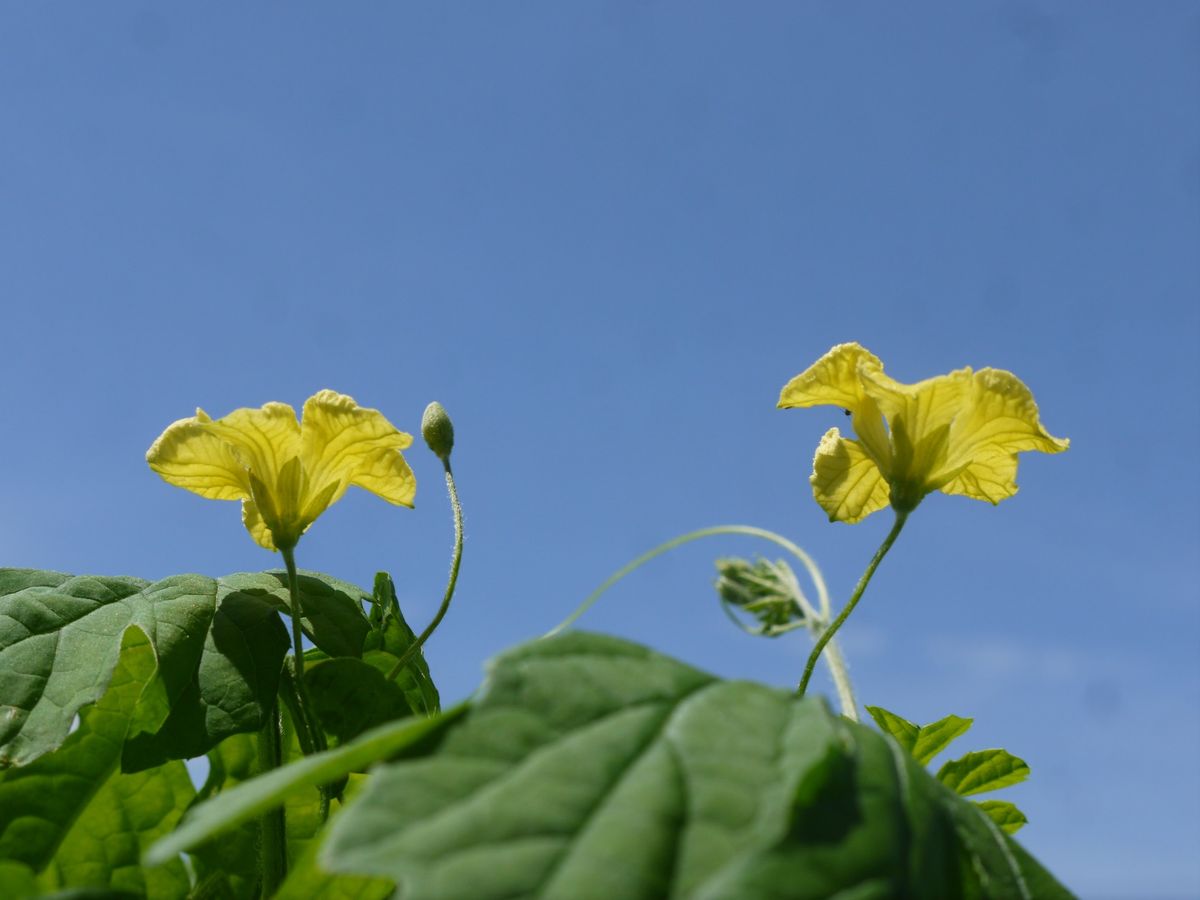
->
937 749 1030 797
975 800 1028 834
0 861 38 899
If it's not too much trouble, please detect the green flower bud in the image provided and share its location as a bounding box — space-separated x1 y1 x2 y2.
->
421 401 455 461
714 556 806 636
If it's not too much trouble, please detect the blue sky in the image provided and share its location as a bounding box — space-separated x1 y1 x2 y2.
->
2 3 1197 897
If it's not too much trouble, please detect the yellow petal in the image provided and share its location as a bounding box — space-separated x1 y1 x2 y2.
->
299 391 416 509
861 366 972 457
146 414 250 501
778 343 882 410
779 343 893 469
203 402 302 492
241 499 277 551
940 368 1069 476
939 448 1020 504
810 428 891 523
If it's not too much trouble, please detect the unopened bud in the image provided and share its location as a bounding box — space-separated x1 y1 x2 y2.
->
714 556 806 635
421 401 455 461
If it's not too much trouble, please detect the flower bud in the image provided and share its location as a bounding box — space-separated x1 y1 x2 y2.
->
421 401 455 461
714 556 806 636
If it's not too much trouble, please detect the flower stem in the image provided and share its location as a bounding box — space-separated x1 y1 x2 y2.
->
544 524 830 637
280 545 305 684
256 702 287 894
797 510 908 698
388 459 463 680
277 544 329 818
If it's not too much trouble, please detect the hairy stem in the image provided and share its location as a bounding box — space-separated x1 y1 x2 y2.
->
388 459 463 680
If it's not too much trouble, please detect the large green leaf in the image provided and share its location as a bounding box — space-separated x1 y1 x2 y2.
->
153 634 1071 899
0 569 289 770
0 567 415 774
0 628 157 871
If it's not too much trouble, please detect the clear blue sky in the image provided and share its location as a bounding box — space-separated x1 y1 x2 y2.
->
3 4 1197 897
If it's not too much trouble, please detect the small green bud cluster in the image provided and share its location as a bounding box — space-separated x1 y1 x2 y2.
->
714 556 807 636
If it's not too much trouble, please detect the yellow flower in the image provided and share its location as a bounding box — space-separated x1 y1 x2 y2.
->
147 390 416 551
778 343 1068 523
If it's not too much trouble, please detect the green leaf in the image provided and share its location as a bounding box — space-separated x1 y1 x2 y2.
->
305 658 419 744
187 734 261 900
936 749 1031 797
865 705 972 766
0 859 40 898
0 569 289 770
274 778 393 900
121 586 291 772
363 572 439 716
975 800 1028 835
864 705 919 754
39 761 194 898
911 714 973 766
274 843 393 900
219 570 371 659
0 628 157 871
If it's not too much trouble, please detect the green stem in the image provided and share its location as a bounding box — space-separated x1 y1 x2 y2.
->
277 545 329 815
797 510 908 698
279 663 332 817
544 524 830 638
388 459 463 680
256 703 287 894
280 546 305 684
